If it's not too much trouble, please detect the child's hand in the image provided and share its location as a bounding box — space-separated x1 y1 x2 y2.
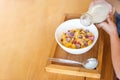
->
97 17 117 37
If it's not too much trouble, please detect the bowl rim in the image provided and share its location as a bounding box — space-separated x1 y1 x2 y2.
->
55 18 98 51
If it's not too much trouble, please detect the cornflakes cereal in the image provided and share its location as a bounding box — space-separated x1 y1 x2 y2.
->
60 28 94 49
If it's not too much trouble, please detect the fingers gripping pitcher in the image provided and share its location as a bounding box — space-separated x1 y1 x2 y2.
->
80 1 112 26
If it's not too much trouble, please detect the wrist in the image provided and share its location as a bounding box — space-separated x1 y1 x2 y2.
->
109 25 118 38
110 31 119 40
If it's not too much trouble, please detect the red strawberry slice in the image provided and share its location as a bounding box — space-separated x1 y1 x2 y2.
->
88 36 94 40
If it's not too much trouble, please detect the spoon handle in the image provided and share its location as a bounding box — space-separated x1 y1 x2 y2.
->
49 58 83 65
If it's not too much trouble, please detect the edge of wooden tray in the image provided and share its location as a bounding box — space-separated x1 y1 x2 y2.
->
45 14 104 79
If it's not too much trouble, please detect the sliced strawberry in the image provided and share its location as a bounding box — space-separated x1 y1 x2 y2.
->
88 36 94 40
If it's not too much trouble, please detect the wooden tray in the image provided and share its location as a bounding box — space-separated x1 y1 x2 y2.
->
45 14 104 79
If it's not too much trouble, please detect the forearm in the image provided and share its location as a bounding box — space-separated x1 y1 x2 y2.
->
110 32 120 79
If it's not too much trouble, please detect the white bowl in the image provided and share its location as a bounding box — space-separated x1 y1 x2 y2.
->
55 19 98 54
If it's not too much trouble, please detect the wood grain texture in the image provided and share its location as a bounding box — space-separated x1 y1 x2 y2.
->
0 0 114 80
86 78 100 80
47 73 84 80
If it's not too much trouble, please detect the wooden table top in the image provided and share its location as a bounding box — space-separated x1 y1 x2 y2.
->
0 0 114 80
